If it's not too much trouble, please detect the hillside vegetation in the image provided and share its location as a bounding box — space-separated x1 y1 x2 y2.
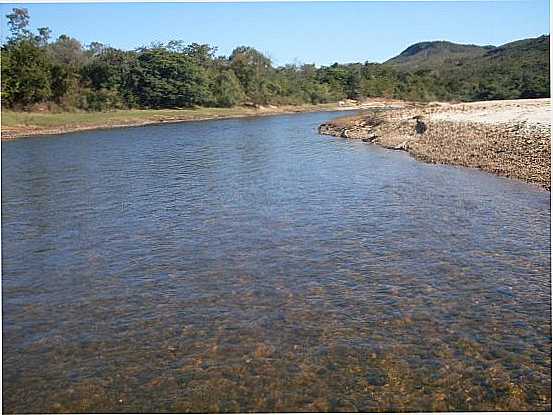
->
385 41 494 70
1 8 549 112
385 36 550 101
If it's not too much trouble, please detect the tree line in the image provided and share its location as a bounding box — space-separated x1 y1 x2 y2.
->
1 8 549 112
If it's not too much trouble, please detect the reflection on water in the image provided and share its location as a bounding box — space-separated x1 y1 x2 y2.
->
2 112 551 412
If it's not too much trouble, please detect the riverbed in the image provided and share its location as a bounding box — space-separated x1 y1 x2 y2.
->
2 111 551 412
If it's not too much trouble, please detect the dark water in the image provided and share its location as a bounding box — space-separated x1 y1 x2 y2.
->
2 111 551 412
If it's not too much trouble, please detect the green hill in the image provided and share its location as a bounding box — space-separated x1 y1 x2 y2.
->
385 41 494 70
384 35 550 100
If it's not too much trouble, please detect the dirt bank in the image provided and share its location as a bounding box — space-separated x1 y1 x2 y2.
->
319 98 551 190
1 99 410 140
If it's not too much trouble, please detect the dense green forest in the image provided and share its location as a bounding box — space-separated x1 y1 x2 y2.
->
1 8 550 111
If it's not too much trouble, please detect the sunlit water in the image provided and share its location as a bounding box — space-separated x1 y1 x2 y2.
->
2 111 551 412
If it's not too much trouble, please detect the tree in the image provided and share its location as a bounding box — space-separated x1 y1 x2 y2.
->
35 27 51 47
1 39 52 107
183 43 217 67
229 46 272 103
345 69 362 99
50 64 71 103
80 48 138 108
129 47 212 108
212 70 245 107
6 8 31 41
48 35 86 67
87 42 107 56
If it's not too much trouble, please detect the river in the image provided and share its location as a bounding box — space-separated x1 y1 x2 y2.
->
2 111 551 412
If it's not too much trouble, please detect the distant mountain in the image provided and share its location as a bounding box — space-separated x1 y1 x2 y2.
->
385 41 494 70
482 35 549 61
384 35 550 100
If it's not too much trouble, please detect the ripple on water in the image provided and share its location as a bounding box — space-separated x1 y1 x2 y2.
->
2 112 551 412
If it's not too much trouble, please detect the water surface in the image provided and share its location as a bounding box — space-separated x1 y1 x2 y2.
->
2 112 551 412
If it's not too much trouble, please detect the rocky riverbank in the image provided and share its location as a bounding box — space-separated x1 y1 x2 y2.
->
319 99 551 190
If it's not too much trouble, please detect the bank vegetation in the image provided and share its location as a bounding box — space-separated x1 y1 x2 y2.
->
2 8 550 116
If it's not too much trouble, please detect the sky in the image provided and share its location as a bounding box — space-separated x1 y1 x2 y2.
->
0 1 550 66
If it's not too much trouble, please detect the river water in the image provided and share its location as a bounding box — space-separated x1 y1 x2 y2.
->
2 111 551 412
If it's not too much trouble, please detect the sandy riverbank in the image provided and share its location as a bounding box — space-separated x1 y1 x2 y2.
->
319 98 551 190
1 99 409 140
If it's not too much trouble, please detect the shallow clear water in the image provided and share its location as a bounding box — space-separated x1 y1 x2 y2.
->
2 111 551 412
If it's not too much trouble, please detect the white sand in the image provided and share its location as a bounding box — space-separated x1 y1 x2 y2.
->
428 98 551 127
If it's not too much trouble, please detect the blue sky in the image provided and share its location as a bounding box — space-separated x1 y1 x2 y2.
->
0 1 549 66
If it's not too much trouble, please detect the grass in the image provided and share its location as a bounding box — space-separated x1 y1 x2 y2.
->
1 103 340 137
